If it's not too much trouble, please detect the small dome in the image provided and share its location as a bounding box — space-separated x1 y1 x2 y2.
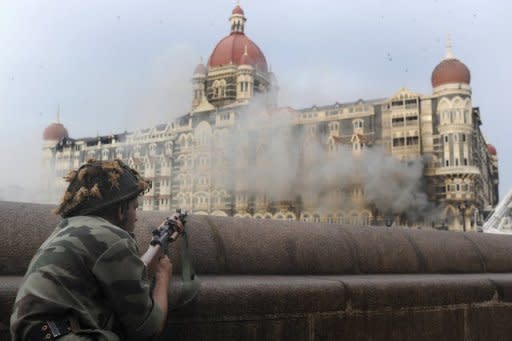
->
43 123 68 141
232 5 244 15
193 62 207 75
239 49 253 66
488 144 497 156
431 58 471 88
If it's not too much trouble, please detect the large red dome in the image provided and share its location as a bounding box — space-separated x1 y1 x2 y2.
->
208 32 268 72
43 123 68 141
431 58 471 88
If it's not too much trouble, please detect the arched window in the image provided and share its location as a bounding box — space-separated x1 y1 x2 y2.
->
149 143 157 156
115 148 123 159
361 212 371 226
195 121 212 146
353 119 364 132
219 79 226 97
350 212 359 225
165 141 173 155
329 122 339 134
212 80 220 98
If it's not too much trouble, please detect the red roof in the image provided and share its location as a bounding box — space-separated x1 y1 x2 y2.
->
431 58 471 87
43 123 68 141
208 32 268 72
232 5 244 15
488 144 497 156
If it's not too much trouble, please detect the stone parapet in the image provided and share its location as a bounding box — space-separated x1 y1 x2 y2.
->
1 201 512 340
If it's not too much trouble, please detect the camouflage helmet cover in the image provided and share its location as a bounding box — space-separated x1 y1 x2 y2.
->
54 159 151 218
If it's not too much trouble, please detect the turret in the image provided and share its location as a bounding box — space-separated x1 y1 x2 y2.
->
191 59 207 109
236 45 254 101
230 3 246 34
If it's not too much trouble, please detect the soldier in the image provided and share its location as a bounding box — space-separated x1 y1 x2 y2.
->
10 159 179 340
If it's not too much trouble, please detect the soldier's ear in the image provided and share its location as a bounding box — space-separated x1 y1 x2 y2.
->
117 206 125 222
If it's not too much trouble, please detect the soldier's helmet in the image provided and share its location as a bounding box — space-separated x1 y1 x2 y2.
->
54 159 151 218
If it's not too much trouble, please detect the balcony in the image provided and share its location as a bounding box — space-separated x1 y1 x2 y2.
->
435 166 480 176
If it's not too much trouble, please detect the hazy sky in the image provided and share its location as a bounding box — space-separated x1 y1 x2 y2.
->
0 0 510 199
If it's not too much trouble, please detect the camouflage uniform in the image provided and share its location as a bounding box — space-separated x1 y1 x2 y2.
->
10 215 163 341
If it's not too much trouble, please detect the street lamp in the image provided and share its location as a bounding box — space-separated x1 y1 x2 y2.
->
384 215 394 227
458 202 467 232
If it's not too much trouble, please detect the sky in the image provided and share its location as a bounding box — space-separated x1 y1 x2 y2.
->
0 0 510 201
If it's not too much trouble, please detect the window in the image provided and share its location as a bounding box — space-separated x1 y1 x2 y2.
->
329 122 339 133
462 134 466 142
393 137 405 147
455 158 459 166
353 119 363 130
444 135 449 143
149 144 157 155
405 115 418 125
392 117 404 127
464 158 468 166
445 160 450 167
406 136 419 145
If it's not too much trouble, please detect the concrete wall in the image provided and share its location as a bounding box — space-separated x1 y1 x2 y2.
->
1 201 512 340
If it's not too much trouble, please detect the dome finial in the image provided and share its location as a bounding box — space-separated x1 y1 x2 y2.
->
445 34 453 59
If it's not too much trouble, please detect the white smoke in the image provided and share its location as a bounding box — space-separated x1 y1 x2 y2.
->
204 93 440 223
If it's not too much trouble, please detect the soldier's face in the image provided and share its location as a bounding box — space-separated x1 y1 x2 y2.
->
121 198 138 233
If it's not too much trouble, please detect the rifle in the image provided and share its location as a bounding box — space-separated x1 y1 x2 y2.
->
141 209 187 267
140 209 199 308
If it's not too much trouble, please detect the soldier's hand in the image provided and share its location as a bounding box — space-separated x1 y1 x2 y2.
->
155 255 172 281
170 215 185 234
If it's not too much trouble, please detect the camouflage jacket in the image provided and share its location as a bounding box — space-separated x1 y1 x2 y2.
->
10 216 163 341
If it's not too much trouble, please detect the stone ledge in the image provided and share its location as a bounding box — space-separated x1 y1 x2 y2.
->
168 274 510 320
3 274 512 340
3 274 509 324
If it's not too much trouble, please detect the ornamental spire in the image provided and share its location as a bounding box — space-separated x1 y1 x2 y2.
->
445 34 454 59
